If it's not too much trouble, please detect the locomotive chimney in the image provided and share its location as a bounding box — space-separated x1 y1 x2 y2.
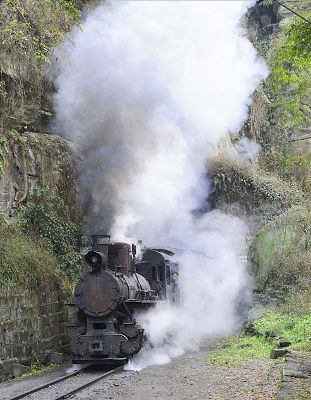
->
91 234 110 255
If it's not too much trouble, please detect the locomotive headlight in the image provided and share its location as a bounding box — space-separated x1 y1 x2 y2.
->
84 250 106 268
91 256 98 264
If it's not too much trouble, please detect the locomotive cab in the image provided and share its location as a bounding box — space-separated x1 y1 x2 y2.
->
136 247 178 302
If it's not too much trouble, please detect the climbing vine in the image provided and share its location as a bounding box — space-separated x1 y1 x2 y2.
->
0 135 8 176
268 12 311 130
17 186 84 282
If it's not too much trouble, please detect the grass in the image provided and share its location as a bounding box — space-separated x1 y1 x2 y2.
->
254 311 311 352
14 361 57 380
211 305 311 366
0 214 71 294
291 391 310 400
210 335 272 366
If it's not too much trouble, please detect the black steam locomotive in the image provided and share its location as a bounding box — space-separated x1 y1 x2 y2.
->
67 234 178 365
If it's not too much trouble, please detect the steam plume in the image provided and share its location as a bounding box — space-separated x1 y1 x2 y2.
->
53 1 268 369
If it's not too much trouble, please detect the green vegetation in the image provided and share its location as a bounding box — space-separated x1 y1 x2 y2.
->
0 135 8 176
268 12 311 130
209 158 303 216
260 151 311 192
255 311 311 351
14 360 56 380
250 6 311 191
0 185 83 291
17 186 84 282
0 213 69 292
249 205 311 291
210 335 272 366
0 0 81 139
211 305 311 366
291 391 310 400
0 0 86 290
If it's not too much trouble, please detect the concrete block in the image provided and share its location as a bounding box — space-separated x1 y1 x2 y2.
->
279 339 292 348
0 359 30 378
270 348 290 359
265 330 281 339
12 363 31 377
47 352 63 365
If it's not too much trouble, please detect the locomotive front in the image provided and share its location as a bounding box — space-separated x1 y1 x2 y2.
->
68 235 158 365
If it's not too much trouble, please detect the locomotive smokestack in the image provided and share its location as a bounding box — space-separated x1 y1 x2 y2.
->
91 234 110 255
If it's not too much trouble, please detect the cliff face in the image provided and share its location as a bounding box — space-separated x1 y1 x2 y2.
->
245 0 311 154
0 131 81 379
0 132 78 216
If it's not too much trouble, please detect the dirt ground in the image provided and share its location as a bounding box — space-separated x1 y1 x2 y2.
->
0 341 286 400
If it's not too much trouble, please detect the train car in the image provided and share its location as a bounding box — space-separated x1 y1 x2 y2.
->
67 234 177 365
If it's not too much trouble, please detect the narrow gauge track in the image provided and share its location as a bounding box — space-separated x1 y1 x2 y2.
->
7 365 123 400
54 366 123 400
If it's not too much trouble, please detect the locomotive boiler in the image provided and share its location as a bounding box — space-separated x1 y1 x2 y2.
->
68 234 177 365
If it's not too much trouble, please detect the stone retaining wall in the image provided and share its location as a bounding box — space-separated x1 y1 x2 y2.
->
0 284 68 379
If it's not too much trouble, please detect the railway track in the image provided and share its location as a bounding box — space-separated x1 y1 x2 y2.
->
6 365 123 400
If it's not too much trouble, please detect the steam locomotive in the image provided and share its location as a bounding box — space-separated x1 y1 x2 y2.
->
67 234 178 365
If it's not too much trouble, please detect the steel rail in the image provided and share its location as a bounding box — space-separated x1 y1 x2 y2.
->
54 366 124 400
6 365 90 400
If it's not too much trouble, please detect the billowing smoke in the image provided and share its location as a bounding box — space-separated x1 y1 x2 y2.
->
235 136 262 164
52 1 267 369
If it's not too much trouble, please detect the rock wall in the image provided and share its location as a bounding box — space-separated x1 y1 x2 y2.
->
0 284 68 379
0 131 80 379
0 131 78 215
249 205 310 291
245 0 311 154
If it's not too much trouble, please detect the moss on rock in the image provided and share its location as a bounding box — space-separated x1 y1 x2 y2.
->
208 157 303 216
249 205 311 291
0 214 71 295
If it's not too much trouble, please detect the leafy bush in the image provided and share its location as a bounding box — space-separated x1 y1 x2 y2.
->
268 12 311 130
249 205 311 291
0 214 68 291
0 135 8 176
260 151 311 192
17 186 83 282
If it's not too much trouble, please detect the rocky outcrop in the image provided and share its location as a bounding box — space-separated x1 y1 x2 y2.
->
0 132 78 215
249 205 310 291
245 0 311 154
208 157 303 228
277 352 311 400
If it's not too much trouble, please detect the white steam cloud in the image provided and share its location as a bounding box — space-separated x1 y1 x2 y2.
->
236 136 262 164
53 1 268 369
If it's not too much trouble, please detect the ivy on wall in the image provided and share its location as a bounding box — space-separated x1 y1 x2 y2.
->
17 186 84 282
0 135 8 176
268 12 311 130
